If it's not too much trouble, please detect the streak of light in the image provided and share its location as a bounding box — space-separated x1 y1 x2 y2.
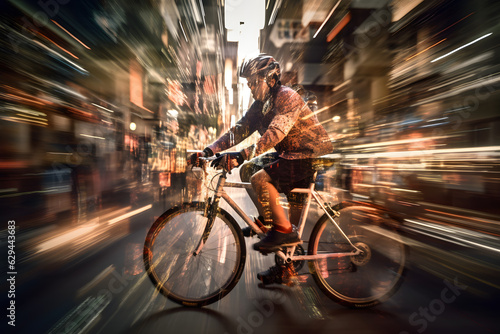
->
15 113 47 122
431 12 474 40
6 105 46 117
32 40 88 74
427 73 474 91
47 295 110 334
405 219 500 254
3 116 48 126
342 145 500 158
179 19 188 42
410 73 500 106
313 0 342 38
399 12 474 61
80 134 105 140
431 33 493 63
268 0 282 25
333 79 351 91
198 0 206 28
92 103 114 113
51 20 91 50
301 99 347 120
35 204 153 255
32 30 79 59
404 224 470 247
426 117 448 122
405 38 446 61
0 188 17 193
0 187 69 199
442 52 494 74
36 223 99 254
109 204 153 225
420 122 448 128
426 209 500 231
2 92 46 106
327 12 351 42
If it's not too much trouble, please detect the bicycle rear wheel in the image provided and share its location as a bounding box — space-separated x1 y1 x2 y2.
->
144 202 246 307
308 205 406 308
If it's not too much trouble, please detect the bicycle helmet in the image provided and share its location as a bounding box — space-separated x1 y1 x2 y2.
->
239 53 281 88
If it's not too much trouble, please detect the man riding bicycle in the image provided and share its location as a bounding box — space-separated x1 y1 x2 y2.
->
189 53 333 284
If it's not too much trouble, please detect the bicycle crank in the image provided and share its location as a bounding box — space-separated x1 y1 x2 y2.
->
275 244 306 271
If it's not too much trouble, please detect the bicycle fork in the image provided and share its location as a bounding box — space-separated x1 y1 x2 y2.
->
192 172 227 256
191 198 218 256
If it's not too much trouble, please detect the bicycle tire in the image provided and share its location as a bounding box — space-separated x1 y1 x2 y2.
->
144 202 246 307
308 205 406 308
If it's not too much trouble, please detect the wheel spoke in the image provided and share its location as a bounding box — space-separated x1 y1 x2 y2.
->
309 207 405 307
144 204 245 306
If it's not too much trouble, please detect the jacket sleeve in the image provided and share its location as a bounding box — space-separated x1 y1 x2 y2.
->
252 91 306 156
207 101 262 154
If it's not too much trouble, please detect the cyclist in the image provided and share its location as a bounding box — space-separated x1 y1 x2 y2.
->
189 53 333 283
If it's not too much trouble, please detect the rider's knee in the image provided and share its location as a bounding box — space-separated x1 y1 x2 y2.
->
250 170 267 188
239 162 253 182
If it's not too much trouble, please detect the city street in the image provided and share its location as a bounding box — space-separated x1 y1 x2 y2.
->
2 1 500 333
9 182 499 334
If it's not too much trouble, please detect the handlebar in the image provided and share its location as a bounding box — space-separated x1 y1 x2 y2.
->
188 151 242 175
198 156 215 168
201 155 237 174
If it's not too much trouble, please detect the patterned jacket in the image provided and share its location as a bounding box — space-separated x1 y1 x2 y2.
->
207 85 333 160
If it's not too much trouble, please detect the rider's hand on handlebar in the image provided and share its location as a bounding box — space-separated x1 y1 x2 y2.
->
188 148 214 167
188 152 205 167
211 152 244 172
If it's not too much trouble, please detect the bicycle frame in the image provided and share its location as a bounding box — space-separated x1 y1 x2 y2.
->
146 161 406 308
200 168 361 263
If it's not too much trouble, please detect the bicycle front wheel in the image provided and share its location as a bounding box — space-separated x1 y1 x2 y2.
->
308 205 406 308
144 202 246 307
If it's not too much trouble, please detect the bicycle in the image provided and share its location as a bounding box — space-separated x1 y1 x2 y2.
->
143 155 406 308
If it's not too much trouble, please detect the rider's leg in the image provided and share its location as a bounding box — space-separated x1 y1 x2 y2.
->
287 192 306 228
238 161 257 194
239 153 279 221
250 169 292 233
241 158 307 228
253 158 314 282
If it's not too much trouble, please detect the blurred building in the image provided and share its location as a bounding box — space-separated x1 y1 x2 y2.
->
1 0 499 231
